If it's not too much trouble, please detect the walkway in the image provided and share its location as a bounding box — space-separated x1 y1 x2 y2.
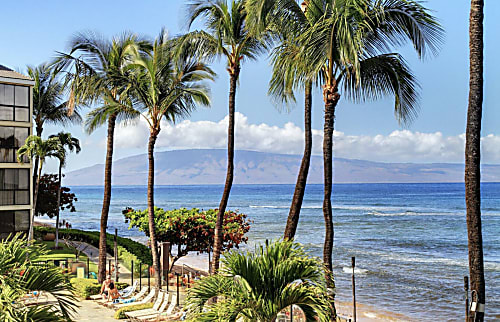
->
74 300 116 321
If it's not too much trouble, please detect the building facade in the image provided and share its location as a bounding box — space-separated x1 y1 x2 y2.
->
0 65 34 238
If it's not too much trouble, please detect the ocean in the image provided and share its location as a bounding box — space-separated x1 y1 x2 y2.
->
46 183 499 321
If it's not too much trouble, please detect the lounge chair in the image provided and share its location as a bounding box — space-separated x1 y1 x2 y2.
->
113 287 156 309
91 280 139 302
103 286 148 307
125 291 166 319
133 294 178 321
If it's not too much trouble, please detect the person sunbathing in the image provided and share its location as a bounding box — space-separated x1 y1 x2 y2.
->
107 282 122 303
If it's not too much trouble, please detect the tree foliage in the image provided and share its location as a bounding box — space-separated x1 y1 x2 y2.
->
185 239 333 321
123 207 251 267
35 174 77 218
0 233 78 321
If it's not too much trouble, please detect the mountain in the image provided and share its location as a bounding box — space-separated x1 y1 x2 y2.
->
64 149 500 185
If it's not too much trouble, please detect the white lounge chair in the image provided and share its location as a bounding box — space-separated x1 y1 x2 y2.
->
134 294 178 321
125 291 166 319
113 287 156 309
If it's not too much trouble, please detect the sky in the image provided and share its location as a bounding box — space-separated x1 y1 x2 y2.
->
1 0 500 173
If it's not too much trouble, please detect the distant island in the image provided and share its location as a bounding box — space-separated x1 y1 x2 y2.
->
64 149 500 185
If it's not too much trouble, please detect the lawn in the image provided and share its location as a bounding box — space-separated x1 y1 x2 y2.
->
36 240 98 274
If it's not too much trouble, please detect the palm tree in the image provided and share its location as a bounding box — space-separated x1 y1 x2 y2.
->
466 0 485 320
252 0 443 292
186 240 333 321
56 32 149 282
17 136 60 240
185 0 269 273
28 64 81 205
0 233 78 321
122 30 214 287
247 0 319 240
48 132 81 248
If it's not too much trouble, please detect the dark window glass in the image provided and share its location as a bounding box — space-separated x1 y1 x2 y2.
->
0 85 14 105
0 106 13 121
0 127 30 162
0 149 13 162
0 169 30 205
14 86 28 107
0 127 15 148
0 211 15 233
0 191 14 206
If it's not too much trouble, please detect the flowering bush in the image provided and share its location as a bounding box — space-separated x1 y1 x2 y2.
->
123 207 251 268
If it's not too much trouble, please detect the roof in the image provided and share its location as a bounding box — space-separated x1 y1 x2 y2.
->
0 64 32 82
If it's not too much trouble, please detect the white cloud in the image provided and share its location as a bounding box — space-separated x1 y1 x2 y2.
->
112 113 500 164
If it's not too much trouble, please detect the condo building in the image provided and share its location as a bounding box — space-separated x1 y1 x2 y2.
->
0 64 34 238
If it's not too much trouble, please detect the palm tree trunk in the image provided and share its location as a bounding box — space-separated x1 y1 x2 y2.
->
212 67 240 273
98 113 117 283
466 1 485 320
32 125 43 213
55 161 62 248
284 81 312 240
29 161 43 241
147 129 161 288
322 85 340 290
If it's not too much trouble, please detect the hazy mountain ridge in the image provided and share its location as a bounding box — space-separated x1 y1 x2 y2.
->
64 149 500 185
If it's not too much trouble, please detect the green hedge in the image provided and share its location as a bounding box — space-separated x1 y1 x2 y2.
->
34 227 152 266
70 278 128 299
114 303 154 319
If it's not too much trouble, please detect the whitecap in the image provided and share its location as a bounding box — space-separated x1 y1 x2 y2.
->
342 267 368 275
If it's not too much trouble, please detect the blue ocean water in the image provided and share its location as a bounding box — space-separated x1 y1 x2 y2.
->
55 183 499 321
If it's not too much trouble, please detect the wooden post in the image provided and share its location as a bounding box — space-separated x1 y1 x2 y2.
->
131 260 134 286
114 229 118 282
108 259 111 277
160 242 170 292
139 263 142 290
290 305 293 322
176 273 180 306
464 276 470 322
187 274 190 289
147 266 150 291
87 258 90 278
352 257 357 322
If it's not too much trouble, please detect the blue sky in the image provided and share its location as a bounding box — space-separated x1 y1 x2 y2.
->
2 0 500 172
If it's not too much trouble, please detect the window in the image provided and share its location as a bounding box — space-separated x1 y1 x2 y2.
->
0 126 29 162
0 84 30 122
0 169 30 205
0 210 30 233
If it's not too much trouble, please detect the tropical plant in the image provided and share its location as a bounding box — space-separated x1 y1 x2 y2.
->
120 29 213 286
56 32 149 282
17 135 60 240
123 207 251 271
250 0 443 291
48 132 81 248
186 240 333 321
185 0 269 273
0 233 78 321
35 174 78 218
28 64 82 194
466 0 485 321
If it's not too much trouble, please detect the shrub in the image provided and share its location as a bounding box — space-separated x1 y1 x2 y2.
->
70 278 128 299
34 227 152 266
114 303 154 319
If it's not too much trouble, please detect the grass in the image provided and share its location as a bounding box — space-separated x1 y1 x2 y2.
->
36 240 98 274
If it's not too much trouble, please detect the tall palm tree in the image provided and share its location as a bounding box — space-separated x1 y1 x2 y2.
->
466 0 485 320
56 32 149 282
186 240 333 321
0 233 78 321
17 136 60 240
48 132 81 248
28 64 81 205
247 0 319 240
185 0 269 273
251 0 443 292
121 30 214 288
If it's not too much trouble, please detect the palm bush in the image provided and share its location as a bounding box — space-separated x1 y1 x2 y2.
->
0 233 78 321
186 240 333 321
